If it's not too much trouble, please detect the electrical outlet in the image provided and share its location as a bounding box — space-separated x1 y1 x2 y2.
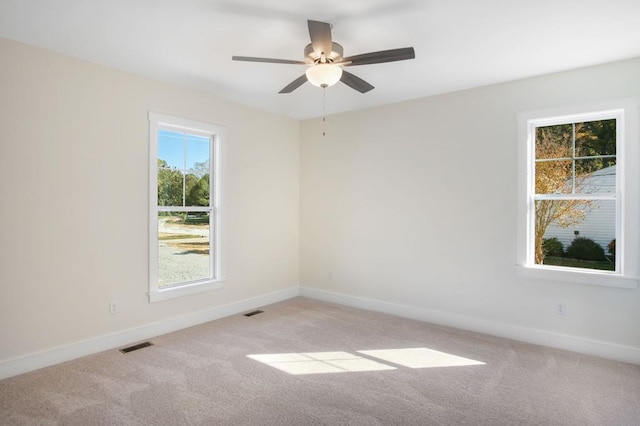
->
109 300 119 315
556 303 567 316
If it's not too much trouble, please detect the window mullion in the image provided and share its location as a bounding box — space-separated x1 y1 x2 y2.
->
157 206 213 212
533 193 616 201
182 133 187 207
571 122 576 194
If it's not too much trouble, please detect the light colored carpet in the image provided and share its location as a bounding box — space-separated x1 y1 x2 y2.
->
1 297 639 425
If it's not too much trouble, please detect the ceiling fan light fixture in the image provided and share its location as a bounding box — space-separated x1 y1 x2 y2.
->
305 64 342 88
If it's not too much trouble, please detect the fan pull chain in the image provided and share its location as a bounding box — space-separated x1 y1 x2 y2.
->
322 86 326 137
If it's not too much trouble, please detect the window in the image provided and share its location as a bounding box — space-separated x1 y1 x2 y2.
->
148 112 224 302
517 100 639 288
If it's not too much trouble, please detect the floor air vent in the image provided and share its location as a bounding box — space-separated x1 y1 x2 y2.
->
244 310 264 317
119 341 154 353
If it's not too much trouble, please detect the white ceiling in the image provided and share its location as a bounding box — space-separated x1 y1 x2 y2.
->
1 0 640 120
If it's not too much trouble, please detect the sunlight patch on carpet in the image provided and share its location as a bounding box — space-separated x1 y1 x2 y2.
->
247 351 396 375
358 347 485 368
248 348 485 375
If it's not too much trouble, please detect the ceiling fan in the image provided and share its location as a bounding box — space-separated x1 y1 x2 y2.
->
232 20 415 94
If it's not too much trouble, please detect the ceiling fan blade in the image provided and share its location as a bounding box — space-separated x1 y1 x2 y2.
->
343 47 415 66
340 70 374 93
232 56 305 65
279 75 308 93
308 20 333 57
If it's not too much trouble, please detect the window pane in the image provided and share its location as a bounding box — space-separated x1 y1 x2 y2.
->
535 199 615 271
535 124 572 160
575 157 616 177
575 119 616 158
158 212 211 288
186 135 210 175
575 161 616 194
535 160 572 194
158 129 185 206
158 167 184 206
185 135 211 207
158 130 184 169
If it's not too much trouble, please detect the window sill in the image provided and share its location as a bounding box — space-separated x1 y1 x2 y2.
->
516 265 638 289
148 279 226 303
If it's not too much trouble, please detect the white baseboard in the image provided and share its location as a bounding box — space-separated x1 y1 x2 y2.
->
300 286 640 365
0 286 300 380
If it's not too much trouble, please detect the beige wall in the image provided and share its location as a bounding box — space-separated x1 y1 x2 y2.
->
0 38 300 361
300 58 640 350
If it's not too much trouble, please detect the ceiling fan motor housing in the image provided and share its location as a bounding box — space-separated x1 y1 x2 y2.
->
305 42 344 64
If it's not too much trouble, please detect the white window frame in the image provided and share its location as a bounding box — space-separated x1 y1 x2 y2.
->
148 112 225 302
516 99 639 289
